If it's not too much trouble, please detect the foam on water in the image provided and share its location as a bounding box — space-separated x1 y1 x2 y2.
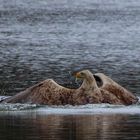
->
0 96 140 115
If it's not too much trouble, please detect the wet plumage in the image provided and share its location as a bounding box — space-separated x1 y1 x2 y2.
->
1 70 138 105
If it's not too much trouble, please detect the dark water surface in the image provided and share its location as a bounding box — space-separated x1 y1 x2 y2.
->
0 111 140 140
0 0 140 140
0 0 140 95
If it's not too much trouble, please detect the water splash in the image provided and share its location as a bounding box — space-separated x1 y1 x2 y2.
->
0 103 37 111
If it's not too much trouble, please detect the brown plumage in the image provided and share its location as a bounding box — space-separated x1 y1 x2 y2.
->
1 70 138 105
94 73 138 105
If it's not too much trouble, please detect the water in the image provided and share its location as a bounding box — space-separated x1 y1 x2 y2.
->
0 100 140 140
1 113 140 140
0 0 140 139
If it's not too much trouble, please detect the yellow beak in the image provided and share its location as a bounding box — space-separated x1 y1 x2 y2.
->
72 72 82 79
75 72 82 78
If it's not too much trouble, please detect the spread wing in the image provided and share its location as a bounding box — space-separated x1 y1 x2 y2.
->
2 79 75 105
94 73 138 105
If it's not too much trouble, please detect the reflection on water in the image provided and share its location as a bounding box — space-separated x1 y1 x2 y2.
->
0 0 140 95
0 112 140 140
